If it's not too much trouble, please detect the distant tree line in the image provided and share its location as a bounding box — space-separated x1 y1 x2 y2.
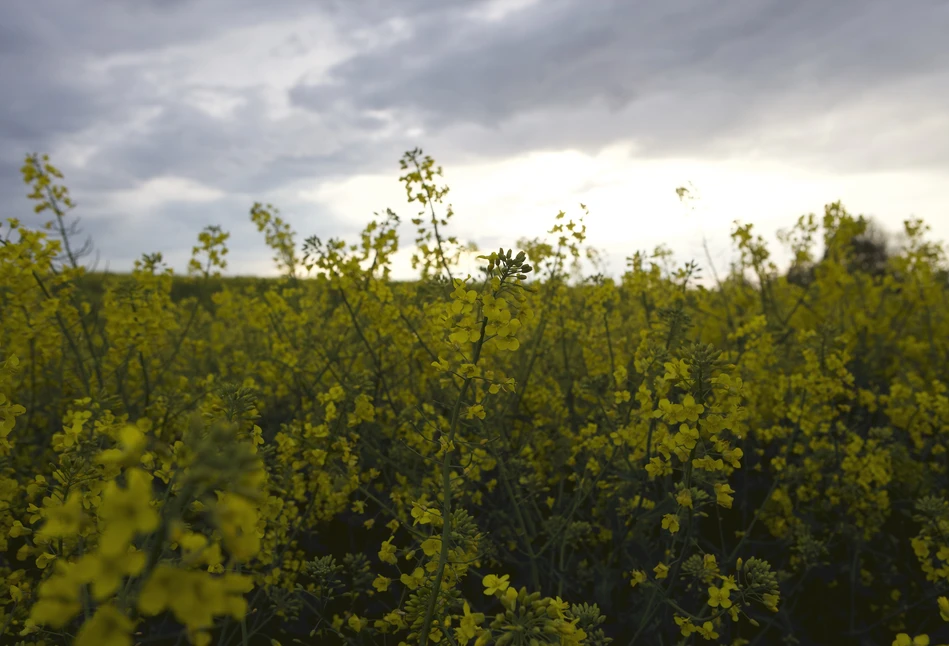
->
786 216 949 287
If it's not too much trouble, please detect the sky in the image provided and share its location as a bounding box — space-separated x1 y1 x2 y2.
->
1 0 948 282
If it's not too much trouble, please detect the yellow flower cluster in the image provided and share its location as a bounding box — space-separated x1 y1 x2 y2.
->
1 151 948 646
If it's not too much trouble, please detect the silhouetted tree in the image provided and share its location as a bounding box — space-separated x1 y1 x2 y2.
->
786 215 894 288
838 216 892 279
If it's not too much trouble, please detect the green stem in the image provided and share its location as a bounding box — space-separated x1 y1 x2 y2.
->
418 315 489 646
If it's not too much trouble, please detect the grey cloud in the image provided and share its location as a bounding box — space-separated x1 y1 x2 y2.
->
5 0 317 57
1 0 947 277
79 106 402 196
291 0 949 170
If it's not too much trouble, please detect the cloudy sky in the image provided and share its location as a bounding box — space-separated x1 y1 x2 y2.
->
2 0 947 282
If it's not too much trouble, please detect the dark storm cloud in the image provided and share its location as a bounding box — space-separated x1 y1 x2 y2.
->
291 0 949 170
78 96 400 195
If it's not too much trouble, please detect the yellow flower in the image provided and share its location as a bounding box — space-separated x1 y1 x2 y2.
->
411 502 440 526
380 609 408 631
218 571 254 618
400 567 425 590
693 456 725 471
348 614 365 633
378 538 398 565
482 573 510 596
645 457 669 478
654 563 669 579
680 394 705 422
939 596 949 621
500 586 518 611
547 597 569 621
431 357 452 373
421 537 441 557
722 446 743 468
675 615 696 637
54 415 85 451
456 601 485 641
762 593 780 612
75 549 147 601
28 567 82 628
98 468 159 555
714 483 735 509
97 424 148 468
177 530 208 557
675 424 699 450
676 489 693 509
202 543 225 572
213 492 261 561
629 570 647 588
661 513 680 534
372 575 391 592
8 520 32 538
138 564 178 617
35 552 57 569
695 620 719 640
37 490 84 538
26 475 47 498
893 634 930 646
708 585 732 609
140 565 252 631
912 537 931 559
169 571 227 630
75 604 136 646
720 575 738 592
